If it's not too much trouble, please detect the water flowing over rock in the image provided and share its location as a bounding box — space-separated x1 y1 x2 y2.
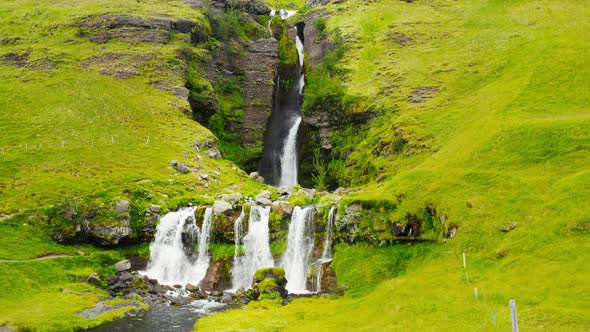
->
321 206 336 259
144 207 213 286
232 206 275 290
259 16 306 186
280 206 315 293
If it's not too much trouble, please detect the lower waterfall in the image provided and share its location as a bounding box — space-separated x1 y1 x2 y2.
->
232 206 275 290
144 207 213 286
280 206 315 293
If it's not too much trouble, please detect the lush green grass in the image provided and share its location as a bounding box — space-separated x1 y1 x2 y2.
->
198 0 589 330
0 0 265 215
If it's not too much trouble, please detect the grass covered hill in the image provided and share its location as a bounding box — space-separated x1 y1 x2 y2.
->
0 0 264 216
198 0 590 330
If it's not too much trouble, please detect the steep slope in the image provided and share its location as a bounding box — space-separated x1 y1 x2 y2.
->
198 0 590 330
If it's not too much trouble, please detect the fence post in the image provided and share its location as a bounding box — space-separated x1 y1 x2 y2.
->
510 299 519 332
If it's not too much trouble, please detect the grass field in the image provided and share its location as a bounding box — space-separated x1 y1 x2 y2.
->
197 0 590 330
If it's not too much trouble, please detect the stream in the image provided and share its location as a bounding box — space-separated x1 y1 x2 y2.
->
89 300 230 332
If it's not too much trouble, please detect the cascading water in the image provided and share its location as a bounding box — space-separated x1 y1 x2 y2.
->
278 116 302 187
145 207 213 286
321 206 336 259
259 16 306 187
232 206 275 290
280 206 315 293
193 207 214 283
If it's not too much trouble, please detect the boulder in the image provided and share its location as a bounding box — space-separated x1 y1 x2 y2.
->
186 283 199 292
249 172 265 183
500 222 518 232
176 162 190 174
205 148 222 159
277 186 293 197
256 197 272 206
298 188 316 200
114 259 131 272
213 200 233 216
253 191 271 205
148 204 161 213
250 267 288 300
200 259 232 292
271 201 294 216
221 193 242 203
116 200 130 214
87 273 101 286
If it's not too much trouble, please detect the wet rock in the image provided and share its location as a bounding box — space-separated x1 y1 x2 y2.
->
271 201 294 216
115 259 131 272
200 259 232 292
221 293 234 304
210 290 223 297
500 222 518 232
213 200 233 216
185 283 199 292
306 260 341 294
116 200 130 214
256 190 272 200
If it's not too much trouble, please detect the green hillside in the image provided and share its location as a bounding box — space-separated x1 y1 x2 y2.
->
1 0 588 330
198 0 590 330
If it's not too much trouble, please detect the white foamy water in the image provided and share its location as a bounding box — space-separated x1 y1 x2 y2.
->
279 116 302 187
145 207 213 286
321 206 336 259
232 206 275 290
280 206 315 293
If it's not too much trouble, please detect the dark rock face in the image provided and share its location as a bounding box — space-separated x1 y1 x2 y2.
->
204 37 279 168
200 259 232 292
306 260 341 294
78 15 201 44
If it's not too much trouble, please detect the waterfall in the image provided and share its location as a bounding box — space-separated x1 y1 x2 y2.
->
321 206 336 259
259 17 306 186
145 207 213 286
280 206 315 293
194 207 214 283
278 116 302 187
232 206 275 290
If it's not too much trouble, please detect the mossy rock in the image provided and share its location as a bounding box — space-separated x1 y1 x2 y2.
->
254 267 286 282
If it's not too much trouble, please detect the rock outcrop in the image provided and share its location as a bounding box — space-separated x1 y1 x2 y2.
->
78 15 204 45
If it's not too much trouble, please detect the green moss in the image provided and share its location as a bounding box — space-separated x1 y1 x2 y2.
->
257 278 278 293
254 267 286 282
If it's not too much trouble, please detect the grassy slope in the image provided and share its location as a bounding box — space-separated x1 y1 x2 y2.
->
0 0 264 214
198 0 589 330
0 0 264 329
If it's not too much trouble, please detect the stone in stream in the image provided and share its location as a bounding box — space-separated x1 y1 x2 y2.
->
185 283 199 292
